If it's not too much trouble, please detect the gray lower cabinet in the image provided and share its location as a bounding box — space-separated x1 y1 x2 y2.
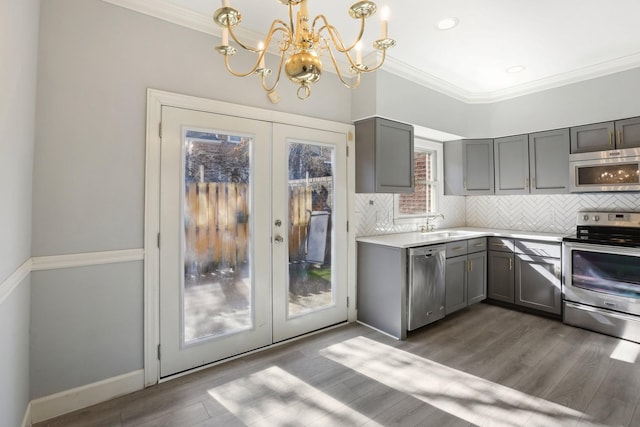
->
514 240 562 315
487 249 515 303
445 238 487 315
487 237 561 315
467 251 487 305
357 242 408 339
445 256 467 314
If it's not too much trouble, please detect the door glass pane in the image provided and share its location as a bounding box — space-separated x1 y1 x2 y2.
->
288 142 335 317
183 129 252 344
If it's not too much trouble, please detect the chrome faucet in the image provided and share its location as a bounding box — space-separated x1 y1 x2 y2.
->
424 213 445 232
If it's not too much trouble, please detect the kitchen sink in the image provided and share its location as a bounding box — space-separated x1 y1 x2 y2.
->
420 230 477 238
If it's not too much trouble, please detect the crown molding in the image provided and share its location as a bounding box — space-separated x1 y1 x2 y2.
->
103 0 640 105
382 53 640 104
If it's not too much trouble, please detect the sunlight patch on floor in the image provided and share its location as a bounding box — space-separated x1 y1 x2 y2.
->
207 365 382 426
321 336 597 427
610 339 640 364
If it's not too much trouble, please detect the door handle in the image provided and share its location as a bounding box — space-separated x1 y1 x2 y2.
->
274 235 284 244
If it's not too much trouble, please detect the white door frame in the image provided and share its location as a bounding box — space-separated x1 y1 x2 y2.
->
144 89 356 386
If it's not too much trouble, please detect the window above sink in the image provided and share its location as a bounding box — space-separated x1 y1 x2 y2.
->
394 137 444 226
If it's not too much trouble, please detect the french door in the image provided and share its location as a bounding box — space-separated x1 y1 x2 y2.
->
159 106 347 377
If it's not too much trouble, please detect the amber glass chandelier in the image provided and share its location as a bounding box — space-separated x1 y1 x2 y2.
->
213 0 396 101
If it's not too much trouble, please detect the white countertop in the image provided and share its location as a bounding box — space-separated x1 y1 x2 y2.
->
356 227 567 249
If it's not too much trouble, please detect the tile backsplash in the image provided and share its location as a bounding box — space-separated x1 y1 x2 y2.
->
355 192 640 237
467 193 640 234
355 193 466 236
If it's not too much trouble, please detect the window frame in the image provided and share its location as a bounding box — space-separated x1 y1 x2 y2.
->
393 136 444 225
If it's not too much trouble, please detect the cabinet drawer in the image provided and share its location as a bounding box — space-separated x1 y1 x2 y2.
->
467 237 487 253
515 240 561 258
445 241 468 258
488 237 514 253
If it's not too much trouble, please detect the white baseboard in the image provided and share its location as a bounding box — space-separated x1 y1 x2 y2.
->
21 402 31 427
30 369 144 424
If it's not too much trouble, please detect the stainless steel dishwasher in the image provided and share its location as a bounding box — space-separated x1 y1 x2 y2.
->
407 245 446 331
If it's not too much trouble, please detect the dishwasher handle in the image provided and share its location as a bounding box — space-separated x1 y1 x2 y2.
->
408 245 445 257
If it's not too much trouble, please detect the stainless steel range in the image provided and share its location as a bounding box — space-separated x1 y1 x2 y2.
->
563 211 640 343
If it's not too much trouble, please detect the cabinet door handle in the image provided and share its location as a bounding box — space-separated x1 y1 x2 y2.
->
468 260 473 272
463 179 467 191
525 178 529 189
474 243 484 247
491 242 507 247
610 131 614 146
619 130 623 145
452 246 465 251
509 258 513 271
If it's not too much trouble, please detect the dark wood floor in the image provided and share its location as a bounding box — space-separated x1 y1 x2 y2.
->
35 303 640 427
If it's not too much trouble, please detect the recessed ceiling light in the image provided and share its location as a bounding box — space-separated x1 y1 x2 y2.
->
435 17 459 31
506 65 526 74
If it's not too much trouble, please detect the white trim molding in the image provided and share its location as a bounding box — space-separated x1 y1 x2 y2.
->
30 369 144 424
21 402 31 427
31 249 144 271
0 259 31 306
144 89 356 385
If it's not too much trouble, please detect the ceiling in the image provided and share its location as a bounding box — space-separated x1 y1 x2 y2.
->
104 0 640 103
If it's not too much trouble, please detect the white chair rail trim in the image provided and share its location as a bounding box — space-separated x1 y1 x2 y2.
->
0 258 31 306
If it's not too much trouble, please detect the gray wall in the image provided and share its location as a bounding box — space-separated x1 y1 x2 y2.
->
30 262 143 398
31 0 353 399
0 0 39 425
354 68 640 139
352 70 485 137
487 67 640 137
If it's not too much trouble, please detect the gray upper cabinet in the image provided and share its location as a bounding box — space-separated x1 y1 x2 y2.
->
494 130 569 195
444 139 494 195
494 134 529 194
355 117 414 193
570 117 640 153
528 128 570 194
616 117 640 149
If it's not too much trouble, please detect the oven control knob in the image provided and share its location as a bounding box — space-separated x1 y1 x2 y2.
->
583 214 589 221
593 215 600 222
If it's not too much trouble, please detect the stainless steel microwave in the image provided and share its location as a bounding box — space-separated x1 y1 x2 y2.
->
570 147 640 192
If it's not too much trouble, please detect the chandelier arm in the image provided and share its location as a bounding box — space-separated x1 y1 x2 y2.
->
359 48 388 72
223 54 259 78
227 19 290 53
260 49 287 93
222 24 291 78
318 36 363 72
325 44 360 89
313 14 366 53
